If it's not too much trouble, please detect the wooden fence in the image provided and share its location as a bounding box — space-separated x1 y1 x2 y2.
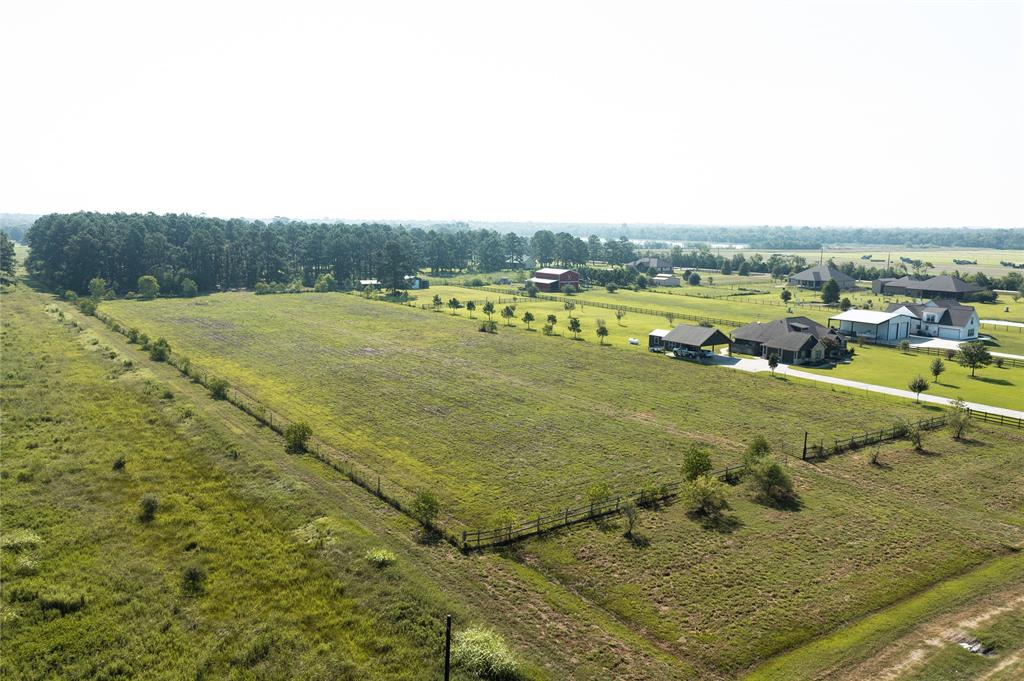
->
967 408 1023 429
804 415 948 458
855 337 1024 369
981 321 1023 333
461 464 748 550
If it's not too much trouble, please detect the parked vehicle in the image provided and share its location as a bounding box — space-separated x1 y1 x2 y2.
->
628 337 639 345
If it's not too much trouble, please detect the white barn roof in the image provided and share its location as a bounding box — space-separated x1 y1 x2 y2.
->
829 310 906 325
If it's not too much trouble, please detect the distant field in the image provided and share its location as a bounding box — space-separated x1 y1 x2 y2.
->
101 291 930 528
705 247 1024 277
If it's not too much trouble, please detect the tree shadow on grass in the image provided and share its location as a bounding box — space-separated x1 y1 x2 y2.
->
970 376 1014 386
687 510 743 534
625 532 651 548
754 493 804 513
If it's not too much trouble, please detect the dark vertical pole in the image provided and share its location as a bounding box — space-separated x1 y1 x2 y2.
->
444 614 452 681
802 431 808 459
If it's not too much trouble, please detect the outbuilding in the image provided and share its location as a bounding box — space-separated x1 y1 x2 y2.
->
651 324 731 354
527 268 579 292
828 309 915 343
651 274 680 287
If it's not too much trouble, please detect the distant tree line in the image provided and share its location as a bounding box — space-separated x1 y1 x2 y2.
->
26 212 629 295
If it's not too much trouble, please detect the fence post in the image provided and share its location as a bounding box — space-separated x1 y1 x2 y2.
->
802 431 808 459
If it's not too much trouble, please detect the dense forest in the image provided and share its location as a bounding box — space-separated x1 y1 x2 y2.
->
25 212 636 295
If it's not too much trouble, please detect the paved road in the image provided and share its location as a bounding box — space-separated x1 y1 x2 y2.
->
710 353 1024 419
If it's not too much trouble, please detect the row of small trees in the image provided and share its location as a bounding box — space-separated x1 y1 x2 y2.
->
432 295 615 344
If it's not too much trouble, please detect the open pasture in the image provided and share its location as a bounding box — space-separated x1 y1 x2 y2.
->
100 291 930 528
520 427 1024 676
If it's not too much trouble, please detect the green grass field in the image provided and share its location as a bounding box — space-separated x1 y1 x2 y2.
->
99 291 934 529
0 286 464 680
798 344 1023 411
518 425 1024 675
9 279 1024 680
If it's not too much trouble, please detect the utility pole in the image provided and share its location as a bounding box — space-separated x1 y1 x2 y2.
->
444 614 452 681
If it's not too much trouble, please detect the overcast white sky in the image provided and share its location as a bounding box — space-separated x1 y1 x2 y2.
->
1 0 1021 227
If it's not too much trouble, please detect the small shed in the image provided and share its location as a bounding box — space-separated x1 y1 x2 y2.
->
648 328 670 349
404 275 429 290
651 274 680 287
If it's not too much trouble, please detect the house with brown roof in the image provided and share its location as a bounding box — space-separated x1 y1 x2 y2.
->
730 316 846 365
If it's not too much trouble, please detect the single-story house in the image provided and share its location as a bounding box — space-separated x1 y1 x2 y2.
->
884 299 980 340
650 273 680 287
527 268 579 293
731 316 846 365
403 275 429 290
872 275 982 300
358 278 382 289
827 309 916 343
788 264 856 290
628 257 674 274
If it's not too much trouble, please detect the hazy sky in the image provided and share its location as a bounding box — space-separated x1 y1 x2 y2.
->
2 0 1021 227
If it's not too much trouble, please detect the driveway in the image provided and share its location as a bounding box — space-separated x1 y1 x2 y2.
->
713 350 1024 419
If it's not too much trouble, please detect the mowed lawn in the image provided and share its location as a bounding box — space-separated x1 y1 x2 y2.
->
101 291 930 527
798 344 1024 411
519 426 1024 675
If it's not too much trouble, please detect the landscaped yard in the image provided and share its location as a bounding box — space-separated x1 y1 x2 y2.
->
798 344 1023 411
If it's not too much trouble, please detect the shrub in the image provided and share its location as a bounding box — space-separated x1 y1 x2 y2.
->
284 421 312 454
995 357 1005 368
364 547 396 568
748 458 795 503
314 273 336 292
682 445 712 481
908 424 924 451
468 277 485 287
138 494 159 523
208 378 229 400
451 626 519 680
744 435 771 467
682 475 728 517
127 328 140 343
605 283 618 293
180 278 198 297
898 339 911 352
181 565 207 595
63 290 78 302
409 490 440 528
112 456 126 472
478 320 497 334
148 337 171 362
562 284 577 295
137 275 160 299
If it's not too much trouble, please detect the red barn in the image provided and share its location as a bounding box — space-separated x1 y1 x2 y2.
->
527 268 579 293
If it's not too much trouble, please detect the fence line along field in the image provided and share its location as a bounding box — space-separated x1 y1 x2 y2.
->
100 291 931 528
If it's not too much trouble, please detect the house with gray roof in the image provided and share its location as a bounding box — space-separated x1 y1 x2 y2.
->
872 275 982 300
885 299 980 340
730 316 846 365
627 257 674 274
788 264 856 290
649 324 731 353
